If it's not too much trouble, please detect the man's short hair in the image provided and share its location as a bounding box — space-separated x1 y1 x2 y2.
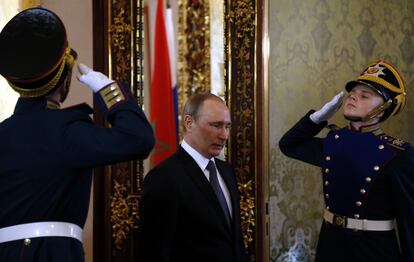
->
182 92 225 130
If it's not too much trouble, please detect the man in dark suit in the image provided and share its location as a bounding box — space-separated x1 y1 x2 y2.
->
0 8 154 261
137 93 247 262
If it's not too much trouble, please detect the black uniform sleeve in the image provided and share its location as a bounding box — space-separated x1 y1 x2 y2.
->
278 110 327 167
61 83 155 168
137 164 179 262
390 148 414 262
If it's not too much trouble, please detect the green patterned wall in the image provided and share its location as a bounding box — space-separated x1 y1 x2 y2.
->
268 0 414 261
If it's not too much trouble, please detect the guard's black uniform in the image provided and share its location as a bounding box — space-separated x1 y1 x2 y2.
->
0 85 154 261
279 111 414 262
0 7 155 261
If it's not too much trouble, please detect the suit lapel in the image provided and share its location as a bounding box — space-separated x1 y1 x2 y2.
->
176 147 232 233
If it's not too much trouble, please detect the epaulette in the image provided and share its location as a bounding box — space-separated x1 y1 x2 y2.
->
62 103 94 115
378 133 410 151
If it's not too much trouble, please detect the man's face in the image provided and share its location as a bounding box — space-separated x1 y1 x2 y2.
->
343 84 384 119
184 99 231 159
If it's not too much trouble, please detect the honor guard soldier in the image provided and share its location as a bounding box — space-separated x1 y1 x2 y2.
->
279 60 414 262
0 8 154 261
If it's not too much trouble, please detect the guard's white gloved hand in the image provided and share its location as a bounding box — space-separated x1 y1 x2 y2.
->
309 91 345 124
77 63 115 92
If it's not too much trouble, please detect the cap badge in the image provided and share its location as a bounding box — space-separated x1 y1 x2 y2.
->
363 63 386 77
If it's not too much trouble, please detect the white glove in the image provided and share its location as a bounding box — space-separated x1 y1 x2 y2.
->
309 91 345 124
77 63 115 92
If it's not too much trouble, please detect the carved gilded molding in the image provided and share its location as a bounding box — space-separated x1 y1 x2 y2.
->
177 0 211 139
108 0 143 256
110 180 139 250
109 8 133 51
226 0 256 253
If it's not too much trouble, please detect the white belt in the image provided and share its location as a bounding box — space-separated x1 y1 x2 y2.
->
0 222 83 243
324 210 394 231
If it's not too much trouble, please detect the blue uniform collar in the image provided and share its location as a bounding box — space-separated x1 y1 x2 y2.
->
14 97 60 114
348 122 383 135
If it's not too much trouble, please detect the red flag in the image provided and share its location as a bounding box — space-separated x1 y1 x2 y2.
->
150 0 177 166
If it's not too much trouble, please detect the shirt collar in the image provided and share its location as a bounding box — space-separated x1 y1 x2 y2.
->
181 139 215 171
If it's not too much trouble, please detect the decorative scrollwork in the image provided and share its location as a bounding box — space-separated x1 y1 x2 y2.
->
227 1 255 39
109 8 134 51
227 0 256 252
177 0 211 141
238 180 255 248
110 181 139 250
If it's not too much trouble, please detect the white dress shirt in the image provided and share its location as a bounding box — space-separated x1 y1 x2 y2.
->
181 140 233 218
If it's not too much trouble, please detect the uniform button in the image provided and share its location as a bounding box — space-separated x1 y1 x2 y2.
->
373 165 380 171
326 206 330 210
354 214 360 219
325 168 330 174
378 144 384 149
325 156 331 161
113 92 118 96
384 136 388 140
365 177 372 183
356 201 362 207
24 238 31 246
324 181 329 186
335 134 339 139
325 194 329 198
360 189 366 194
116 98 121 102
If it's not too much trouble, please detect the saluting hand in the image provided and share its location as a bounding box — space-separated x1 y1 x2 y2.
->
77 63 115 92
310 91 345 124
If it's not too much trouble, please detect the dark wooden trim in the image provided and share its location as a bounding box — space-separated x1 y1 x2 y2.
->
255 1 266 261
92 0 110 261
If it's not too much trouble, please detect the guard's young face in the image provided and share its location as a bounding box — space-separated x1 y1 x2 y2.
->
185 99 231 159
343 84 384 120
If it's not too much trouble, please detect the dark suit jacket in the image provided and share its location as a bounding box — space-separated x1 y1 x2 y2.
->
137 146 247 262
0 85 154 262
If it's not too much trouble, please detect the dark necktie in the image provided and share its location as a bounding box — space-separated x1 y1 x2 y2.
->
206 160 231 226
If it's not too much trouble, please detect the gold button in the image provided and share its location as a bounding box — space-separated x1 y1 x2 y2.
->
335 134 339 139
325 156 331 161
326 206 330 210
378 144 384 149
324 181 329 186
24 238 31 246
325 194 329 198
373 165 380 171
356 201 362 207
325 168 330 174
360 189 366 194
365 177 372 183
354 214 360 219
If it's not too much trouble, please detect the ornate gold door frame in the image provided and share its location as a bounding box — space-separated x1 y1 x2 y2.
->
178 1 269 260
92 0 268 261
93 0 144 261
